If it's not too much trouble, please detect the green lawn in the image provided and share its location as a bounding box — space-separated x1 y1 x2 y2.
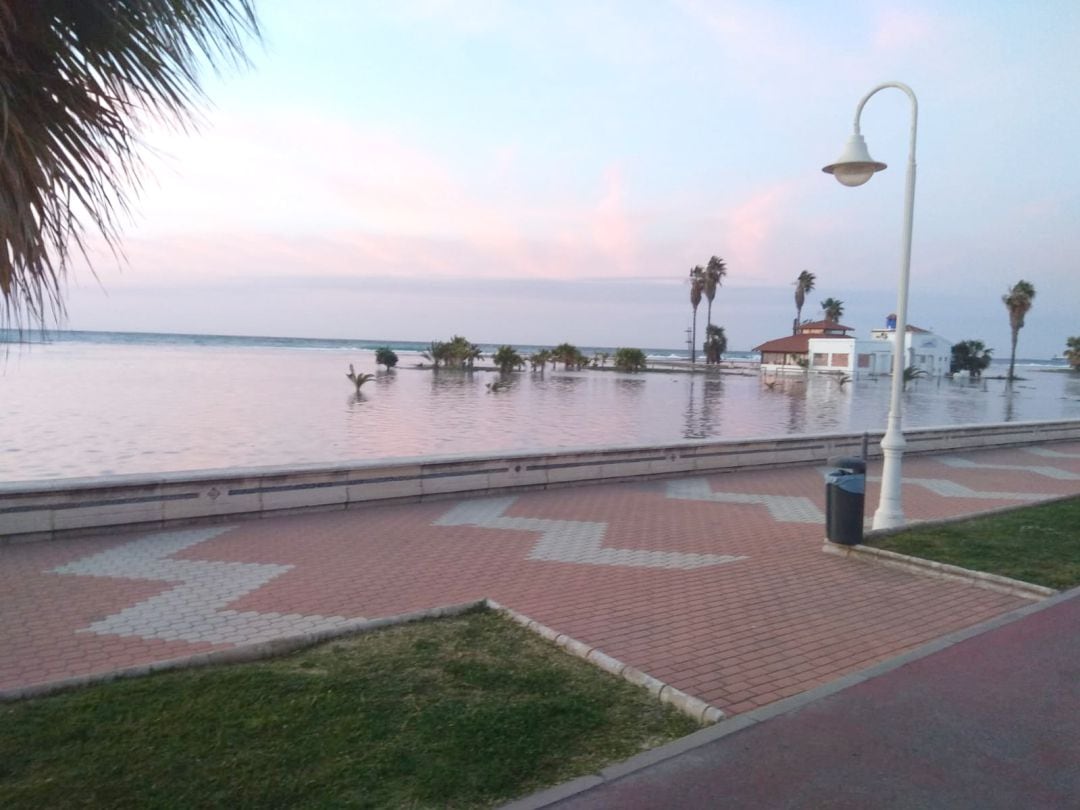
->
0 609 698 809
870 497 1080 590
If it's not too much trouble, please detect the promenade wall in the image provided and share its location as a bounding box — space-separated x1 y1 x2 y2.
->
3 418 1079 543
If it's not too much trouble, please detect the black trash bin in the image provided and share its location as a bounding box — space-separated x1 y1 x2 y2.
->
825 456 866 545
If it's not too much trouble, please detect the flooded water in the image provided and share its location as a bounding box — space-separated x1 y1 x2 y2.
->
2 336 1078 482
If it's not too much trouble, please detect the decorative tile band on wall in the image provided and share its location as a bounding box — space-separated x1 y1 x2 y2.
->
3 419 1079 543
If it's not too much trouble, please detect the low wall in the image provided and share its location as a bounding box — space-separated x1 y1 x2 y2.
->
3 418 1079 543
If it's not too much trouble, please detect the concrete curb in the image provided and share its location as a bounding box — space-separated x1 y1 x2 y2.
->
821 541 1057 600
0 600 486 702
487 600 724 725
501 585 1080 809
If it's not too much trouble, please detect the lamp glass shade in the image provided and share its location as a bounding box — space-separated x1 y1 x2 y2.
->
822 133 886 187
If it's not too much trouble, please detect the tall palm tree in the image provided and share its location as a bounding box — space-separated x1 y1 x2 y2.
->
1003 280 1036 381
820 298 845 323
793 270 816 334
703 256 727 345
688 266 705 364
0 1 260 327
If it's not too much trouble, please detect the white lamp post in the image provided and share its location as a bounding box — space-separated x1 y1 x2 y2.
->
822 82 918 530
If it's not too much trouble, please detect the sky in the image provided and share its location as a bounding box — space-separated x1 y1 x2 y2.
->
62 0 1080 356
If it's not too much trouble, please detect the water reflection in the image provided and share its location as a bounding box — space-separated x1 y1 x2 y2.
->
682 377 724 439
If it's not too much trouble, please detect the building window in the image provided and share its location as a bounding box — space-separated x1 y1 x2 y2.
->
812 353 828 366
858 354 871 368
831 353 849 367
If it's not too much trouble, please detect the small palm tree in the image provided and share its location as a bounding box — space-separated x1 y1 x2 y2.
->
688 266 705 364
551 343 581 370
346 365 375 394
902 365 927 390
492 345 525 374
703 324 727 364
529 349 552 371
950 340 993 378
613 348 648 372
793 270 816 333
422 341 449 369
0 1 260 327
1003 280 1036 381
820 298 845 323
1065 336 1080 371
374 347 399 370
703 256 727 339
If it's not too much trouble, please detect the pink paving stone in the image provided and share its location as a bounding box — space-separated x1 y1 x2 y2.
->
2 442 1078 713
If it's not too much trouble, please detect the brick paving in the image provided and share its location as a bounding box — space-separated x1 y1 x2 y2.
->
3 442 1079 715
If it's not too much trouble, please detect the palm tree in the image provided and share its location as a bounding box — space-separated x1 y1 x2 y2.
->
551 343 581 370
613 348 648 372
529 349 552 371
0 1 260 327
374 347 398 370
688 266 705 363
950 340 993 378
703 257 727 349
346 365 375 394
492 345 524 374
422 341 450 369
703 324 727 364
1065 336 1080 371
793 271 816 333
820 298 845 323
1003 280 1036 381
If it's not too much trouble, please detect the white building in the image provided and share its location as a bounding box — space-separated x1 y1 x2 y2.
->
869 314 952 377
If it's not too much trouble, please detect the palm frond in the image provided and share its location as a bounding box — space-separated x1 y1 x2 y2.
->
0 0 260 326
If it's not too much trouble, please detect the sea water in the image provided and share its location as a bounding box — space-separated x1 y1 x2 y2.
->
1 331 1077 482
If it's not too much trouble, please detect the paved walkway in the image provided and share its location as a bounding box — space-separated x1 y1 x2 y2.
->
521 586 1080 809
3 442 1080 716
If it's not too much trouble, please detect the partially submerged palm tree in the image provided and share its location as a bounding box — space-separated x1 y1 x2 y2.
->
346 365 375 394
529 349 552 372
688 266 705 364
492 345 525 374
820 298 845 323
1003 280 1036 381
950 340 993 378
1065 336 1080 371
0 1 260 327
793 270 816 333
902 365 927 390
703 324 726 364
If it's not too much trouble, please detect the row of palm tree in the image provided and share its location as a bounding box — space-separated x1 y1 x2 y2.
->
792 271 847 327
688 257 727 363
422 336 484 369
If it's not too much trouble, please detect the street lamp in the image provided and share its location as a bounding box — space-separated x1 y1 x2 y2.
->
822 82 918 530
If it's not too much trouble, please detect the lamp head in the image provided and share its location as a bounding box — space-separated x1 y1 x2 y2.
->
822 133 887 187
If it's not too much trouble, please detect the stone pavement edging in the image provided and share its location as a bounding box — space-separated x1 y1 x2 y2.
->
4 418 1079 543
0 600 486 703
0 597 724 726
487 600 725 725
821 541 1057 601
501 585 1080 810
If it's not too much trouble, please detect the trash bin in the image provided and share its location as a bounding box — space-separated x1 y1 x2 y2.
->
825 456 866 545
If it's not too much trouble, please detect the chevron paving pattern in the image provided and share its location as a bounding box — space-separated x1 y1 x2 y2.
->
3 440 1079 716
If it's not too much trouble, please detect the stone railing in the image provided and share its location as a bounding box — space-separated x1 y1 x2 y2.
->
3 418 1079 543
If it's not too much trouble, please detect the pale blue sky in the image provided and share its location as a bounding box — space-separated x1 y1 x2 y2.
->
65 0 1080 356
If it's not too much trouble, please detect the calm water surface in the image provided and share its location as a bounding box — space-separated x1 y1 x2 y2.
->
2 341 1078 482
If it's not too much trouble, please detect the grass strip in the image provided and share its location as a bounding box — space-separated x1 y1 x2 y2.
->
870 497 1080 590
0 608 698 809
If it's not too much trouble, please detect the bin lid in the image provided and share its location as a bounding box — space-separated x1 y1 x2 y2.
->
827 456 866 474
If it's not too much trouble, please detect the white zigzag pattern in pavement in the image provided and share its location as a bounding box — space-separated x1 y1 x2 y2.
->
666 478 825 523
434 497 744 570
813 466 1054 502
938 456 1080 480
50 527 351 644
1026 447 1080 460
